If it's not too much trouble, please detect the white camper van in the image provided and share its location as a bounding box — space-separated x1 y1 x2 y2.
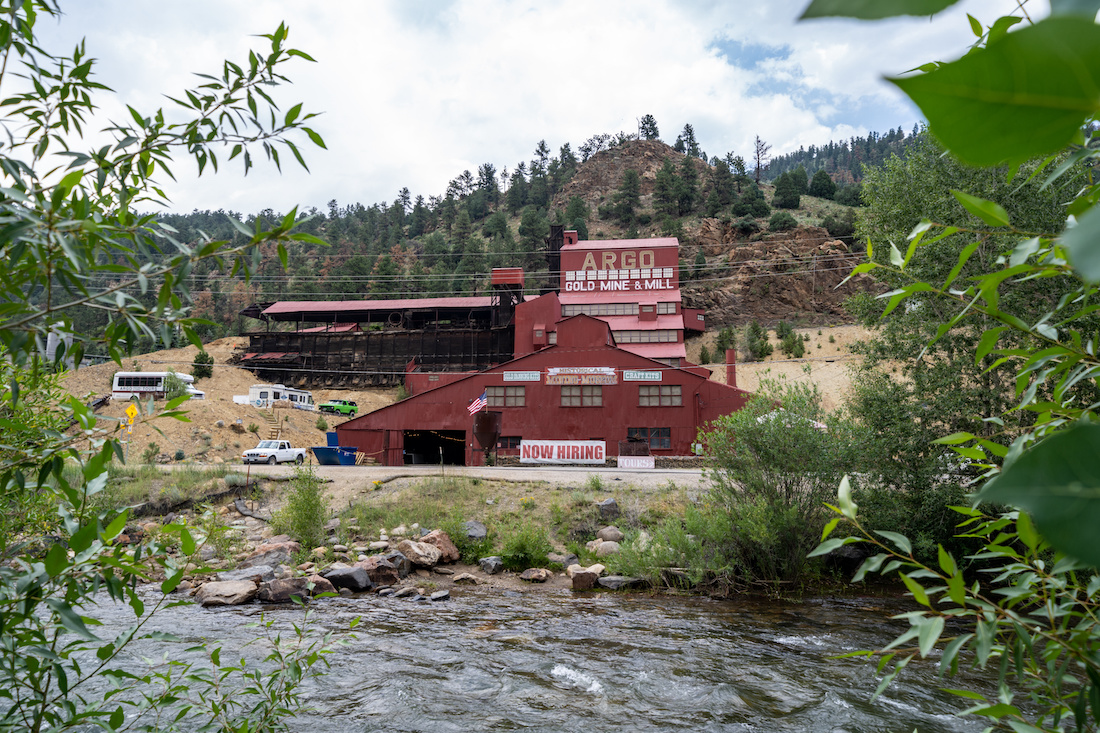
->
111 372 205 400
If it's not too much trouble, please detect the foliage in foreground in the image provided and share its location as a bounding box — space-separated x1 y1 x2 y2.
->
271 466 330 550
0 2 338 730
801 0 1100 729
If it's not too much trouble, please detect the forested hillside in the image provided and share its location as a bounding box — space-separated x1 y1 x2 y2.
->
74 123 903 348
766 125 918 184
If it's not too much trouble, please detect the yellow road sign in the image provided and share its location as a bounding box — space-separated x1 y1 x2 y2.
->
126 416 134 425
125 403 138 419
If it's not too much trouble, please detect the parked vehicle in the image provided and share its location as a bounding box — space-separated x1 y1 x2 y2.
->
242 440 308 465
319 399 358 416
233 383 315 410
112 371 205 401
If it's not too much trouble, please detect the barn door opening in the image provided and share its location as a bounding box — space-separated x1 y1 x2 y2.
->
402 429 466 465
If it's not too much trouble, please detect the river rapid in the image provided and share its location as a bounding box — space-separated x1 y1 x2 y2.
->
96 586 989 732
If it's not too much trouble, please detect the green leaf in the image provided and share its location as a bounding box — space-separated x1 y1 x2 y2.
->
951 190 1010 227
874 530 913 555
103 509 129 542
900 573 931 607
44 543 67 577
161 569 184 594
978 423 1100 567
109 706 124 729
918 616 945 657
838 475 857 519
1061 202 1100 284
967 13 982 36
891 18 1100 166
800 0 960 19
180 527 196 556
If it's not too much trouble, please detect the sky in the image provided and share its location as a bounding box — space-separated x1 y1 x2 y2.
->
31 0 1027 216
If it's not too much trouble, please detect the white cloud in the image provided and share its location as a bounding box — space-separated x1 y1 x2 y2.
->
25 0 1033 215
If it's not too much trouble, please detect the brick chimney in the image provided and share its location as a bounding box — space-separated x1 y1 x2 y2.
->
725 348 736 388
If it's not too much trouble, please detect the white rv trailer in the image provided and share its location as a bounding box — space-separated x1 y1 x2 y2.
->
233 384 315 410
111 372 205 400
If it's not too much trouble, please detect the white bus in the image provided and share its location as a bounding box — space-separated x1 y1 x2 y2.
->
111 371 205 401
233 384 315 410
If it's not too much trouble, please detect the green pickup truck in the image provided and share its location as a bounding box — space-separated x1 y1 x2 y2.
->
319 399 358 416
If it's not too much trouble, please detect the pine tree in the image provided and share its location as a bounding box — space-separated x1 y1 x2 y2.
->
809 169 837 199
653 158 680 217
611 169 641 224
639 114 660 140
677 156 699 214
772 172 800 209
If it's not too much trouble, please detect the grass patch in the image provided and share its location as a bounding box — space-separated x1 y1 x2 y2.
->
91 464 230 512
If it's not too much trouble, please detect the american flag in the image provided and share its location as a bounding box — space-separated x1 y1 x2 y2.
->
467 390 487 415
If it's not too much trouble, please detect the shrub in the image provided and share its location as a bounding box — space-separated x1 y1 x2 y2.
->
835 183 863 207
749 198 771 218
586 474 603 491
769 211 797 231
714 326 736 355
734 215 759 236
500 522 552 570
745 321 773 361
698 345 712 365
174 449 185 461
702 376 857 582
780 331 805 358
142 442 161 464
272 466 328 550
163 370 189 401
775 321 794 339
248 423 259 434
191 350 214 380
315 416 328 432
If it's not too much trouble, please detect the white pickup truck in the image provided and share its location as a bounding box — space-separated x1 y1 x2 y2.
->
242 440 308 465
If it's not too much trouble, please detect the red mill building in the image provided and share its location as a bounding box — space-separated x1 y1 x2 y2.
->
336 314 750 466
241 231 750 464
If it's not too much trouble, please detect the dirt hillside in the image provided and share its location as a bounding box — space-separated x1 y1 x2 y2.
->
63 337 399 464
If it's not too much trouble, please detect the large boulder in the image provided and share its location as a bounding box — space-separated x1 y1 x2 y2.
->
597 575 644 591
520 568 552 583
258 577 311 603
383 551 413 578
463 520 487 541
596 526 624 542
323 566 374 592
396 539 442 567
240 540 300 569
571 568 600 590
595 541 621 558
356 556 399 586
479 556 504 575
547 552 579 568
596 498 620 521
420 530 460 563
217 565 275 584
195 580 258 607
306 575 337 595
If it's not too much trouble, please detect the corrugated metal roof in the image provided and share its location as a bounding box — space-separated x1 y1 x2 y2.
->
262 297 494 316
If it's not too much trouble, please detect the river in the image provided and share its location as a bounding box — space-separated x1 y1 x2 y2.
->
98 586 988 732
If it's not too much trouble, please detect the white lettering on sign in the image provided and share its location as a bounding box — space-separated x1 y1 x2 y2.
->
503 371 541 382
623 370 662 381
578 250 656 271
617 456 655 469
520 440 606 464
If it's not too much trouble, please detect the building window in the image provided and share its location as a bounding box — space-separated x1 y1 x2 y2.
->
561 385 602 407
628 427 671 450
639 385 682 406
612 329 678 343
657 302 677 315
562 303 639 317
497 436 522 449
487 385 525 407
